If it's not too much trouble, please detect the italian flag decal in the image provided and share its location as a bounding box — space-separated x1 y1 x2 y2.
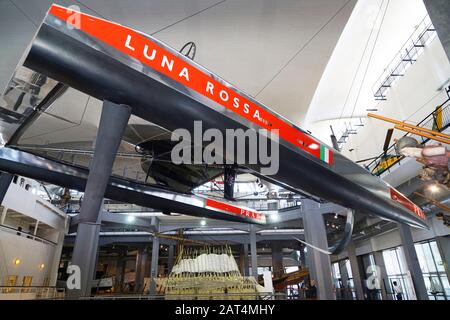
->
320 145 332 164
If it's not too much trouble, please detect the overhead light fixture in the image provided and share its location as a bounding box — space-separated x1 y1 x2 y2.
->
14 258 21 265
334 214 338 219
39 263 45 270
126 215 135 223
429 185 439 193
271 214 280 222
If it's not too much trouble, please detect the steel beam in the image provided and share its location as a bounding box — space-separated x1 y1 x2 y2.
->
70 100 131 298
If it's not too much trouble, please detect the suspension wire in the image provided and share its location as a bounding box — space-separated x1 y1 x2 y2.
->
255 0 353 98
349 0 391 119
338 0 385 121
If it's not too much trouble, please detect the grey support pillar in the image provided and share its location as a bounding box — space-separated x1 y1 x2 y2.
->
49 219 68 287
436 236 450 280
338 260 349 299
271 242 284 279
302 200 335 300
398 223 429 300
70 100 131 298
167 245 175 273
149 219 160 295
69 215 101 298
299 244 306 268
373 250 391 300
114 249 127 293
347 242 365 300
250 224 258 279
423 0 450 62
149 238 160 295
243 243 249 276
135 247 148 293
0 172 13 204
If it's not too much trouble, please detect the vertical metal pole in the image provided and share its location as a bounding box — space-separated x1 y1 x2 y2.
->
302 200 335 300
250 225 258 279
397 223 429 300
373 250 391 300
347 242 365 300
167 245 175 273
33 220 39 236
0 172 13 205
435 236 450 280
135 247 147 293
299 244 306 268
243 243 249 277
271 241 284 279
0 206 7 225
423 0 450 62
149 218 160 296
70 100 131 298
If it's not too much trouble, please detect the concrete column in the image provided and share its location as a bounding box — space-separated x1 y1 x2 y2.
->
167 245 175 273
0 172 13 205
347 242 365 300
33 220 39 236
239 243 250 276
238 245 245 275
114 250 127 293
49 220 68 286
250 224 258 279
436 236 450 280
302 200 335 300
0 206 7 225
338 260 349 299
243 243 249 276
149 219 160 295
69 218 101 298
299 244 306 268
373 250 391 300
423 0 450 62
398 223 429 300
70 100 131 298
271 242 284 279
135 247 148 293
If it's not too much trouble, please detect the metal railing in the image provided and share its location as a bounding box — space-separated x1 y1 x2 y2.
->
372 15 436 101
0 286 65 300
0 224 57 245
81 292 288 300
366 94 450 176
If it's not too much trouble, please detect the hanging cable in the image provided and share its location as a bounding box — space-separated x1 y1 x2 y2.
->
349 0 390 119
8 0 38 27
255 0 353 98
151 0 228 35
338 0 385 121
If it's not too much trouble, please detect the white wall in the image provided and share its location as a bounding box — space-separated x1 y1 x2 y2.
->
3 182 66 231
0 229 56 286
342 38 450 164
352 216 449 257
0 176 68 290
